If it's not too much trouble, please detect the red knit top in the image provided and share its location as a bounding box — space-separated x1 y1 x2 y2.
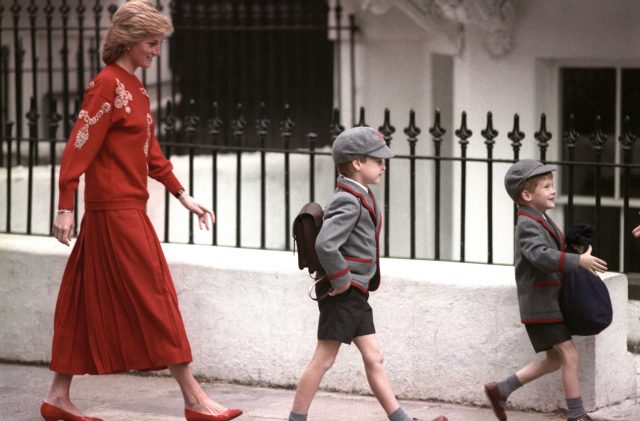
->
58 63 183 211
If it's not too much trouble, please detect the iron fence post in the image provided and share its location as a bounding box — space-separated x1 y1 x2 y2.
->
281 104 295 250
429 109 445 260
48 99 61 234
256 102 270 249
455 112 472 262
590 115 607 254
308 132 317 202
232 103 246 248
162 100 176 243
619 115 636 272
404 110 420 259
26 96 38 234
482 112 498 264
185 99 199 245
208 101 222 246
508 114 524 228
379 108 395 258
564 114 579 229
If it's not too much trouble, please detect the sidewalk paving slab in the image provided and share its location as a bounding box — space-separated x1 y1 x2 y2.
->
1 363 638 421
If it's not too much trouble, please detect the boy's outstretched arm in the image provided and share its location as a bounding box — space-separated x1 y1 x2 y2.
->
633 224 640 237
578 245 608 275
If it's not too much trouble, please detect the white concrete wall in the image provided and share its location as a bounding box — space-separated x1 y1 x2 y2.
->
0 234 635 412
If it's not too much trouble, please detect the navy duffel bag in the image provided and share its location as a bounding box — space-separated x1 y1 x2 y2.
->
560 224 613 336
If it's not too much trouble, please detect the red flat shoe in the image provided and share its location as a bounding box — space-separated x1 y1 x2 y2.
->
40 401 104 421
184 408 243 421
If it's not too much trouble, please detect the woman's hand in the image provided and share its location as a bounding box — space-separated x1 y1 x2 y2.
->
178 192 215 230
633 224 640 238
52 212 75 246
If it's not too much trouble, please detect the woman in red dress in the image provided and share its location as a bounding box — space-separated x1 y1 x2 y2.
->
42 2 242 421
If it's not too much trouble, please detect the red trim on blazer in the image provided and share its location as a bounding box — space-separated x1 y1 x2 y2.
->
336 181 383 291
533 281 560 287
328 267 349 280
317 277 369 292
345 256 373 263
522 317 564 324
336 182 377 224
350 281 368 292
517 211 567 274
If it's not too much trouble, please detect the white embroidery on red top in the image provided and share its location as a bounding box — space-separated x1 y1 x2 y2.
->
74 102 112 150
114 78 133 114
144 113 152 156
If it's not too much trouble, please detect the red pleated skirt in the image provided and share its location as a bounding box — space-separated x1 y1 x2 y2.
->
49 209 192 375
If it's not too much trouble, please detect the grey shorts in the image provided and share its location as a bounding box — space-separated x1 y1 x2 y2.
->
525 322 572 353
316 281 375 344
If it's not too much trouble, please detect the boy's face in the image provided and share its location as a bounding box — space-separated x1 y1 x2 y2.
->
352 156 386 185
521 173 555 212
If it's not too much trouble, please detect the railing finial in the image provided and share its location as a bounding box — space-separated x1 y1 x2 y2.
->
481 111 498 147
455 111 472 146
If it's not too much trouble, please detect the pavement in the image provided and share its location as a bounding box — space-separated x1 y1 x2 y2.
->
2 361 640 421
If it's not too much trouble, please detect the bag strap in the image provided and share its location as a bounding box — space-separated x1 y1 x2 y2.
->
308 198 363 301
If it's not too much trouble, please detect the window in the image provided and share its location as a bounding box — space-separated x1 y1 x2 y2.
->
170 0 334 148
560 67 640 272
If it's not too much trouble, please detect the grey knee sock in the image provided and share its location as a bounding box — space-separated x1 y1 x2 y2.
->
497 373 523 401
289 411 308 421
388 406 412 421
566 396 587 420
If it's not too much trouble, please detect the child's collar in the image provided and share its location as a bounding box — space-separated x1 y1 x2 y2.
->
340 175 368 193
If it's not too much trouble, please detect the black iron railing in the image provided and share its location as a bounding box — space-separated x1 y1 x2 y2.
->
2 102 640 272
0 0 356 156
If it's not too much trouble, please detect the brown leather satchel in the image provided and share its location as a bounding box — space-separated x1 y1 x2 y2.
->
292 202 324 275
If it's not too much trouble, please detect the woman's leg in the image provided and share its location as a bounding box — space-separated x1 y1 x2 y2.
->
169 363 229 415
44 373 87 416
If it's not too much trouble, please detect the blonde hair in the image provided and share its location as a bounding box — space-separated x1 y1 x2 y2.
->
517 172 553 206
102 0 173 65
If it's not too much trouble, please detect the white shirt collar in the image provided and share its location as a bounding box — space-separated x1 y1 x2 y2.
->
344 177 368 193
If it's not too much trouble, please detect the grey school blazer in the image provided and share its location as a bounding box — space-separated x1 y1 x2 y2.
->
514 206 580 324
315 176 381 292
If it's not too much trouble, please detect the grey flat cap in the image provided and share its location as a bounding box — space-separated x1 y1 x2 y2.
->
504 159 556 202
331 126 394 164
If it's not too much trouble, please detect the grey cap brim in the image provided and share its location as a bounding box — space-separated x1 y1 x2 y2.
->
366 143 394 159
527 163 556 179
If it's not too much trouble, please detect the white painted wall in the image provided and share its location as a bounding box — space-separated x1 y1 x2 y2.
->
0 234 635 412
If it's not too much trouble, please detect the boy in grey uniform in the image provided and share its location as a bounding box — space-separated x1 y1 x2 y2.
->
484 159 607 421
289 127 447 421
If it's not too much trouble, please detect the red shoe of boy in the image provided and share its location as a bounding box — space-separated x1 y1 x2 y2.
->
484 382 507 421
